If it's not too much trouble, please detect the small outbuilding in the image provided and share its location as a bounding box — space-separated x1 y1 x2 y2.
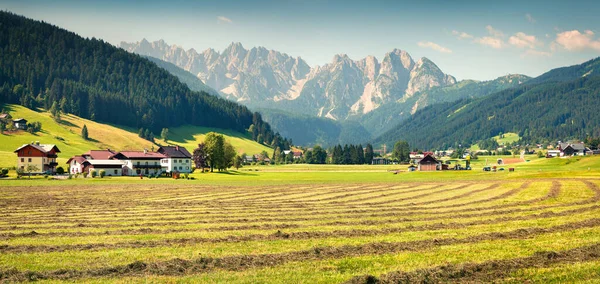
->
418 155 441 171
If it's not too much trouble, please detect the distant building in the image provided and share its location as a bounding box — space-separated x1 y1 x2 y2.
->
372 157 391 165
157 146 193 173
111 150 165 176
12 118 27 130
67 149 125 176
0 113 12 120
418 154 441 171
558 142 588 156
14 142 60 174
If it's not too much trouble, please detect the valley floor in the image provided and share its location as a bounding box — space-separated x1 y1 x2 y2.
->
0 156 599 283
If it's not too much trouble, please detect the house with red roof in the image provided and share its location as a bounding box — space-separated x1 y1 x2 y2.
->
14 142 60 174
67 149 126 176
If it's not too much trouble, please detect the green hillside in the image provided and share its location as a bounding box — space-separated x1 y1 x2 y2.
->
0 104 271 168
373 58 600 150
0 11 289 152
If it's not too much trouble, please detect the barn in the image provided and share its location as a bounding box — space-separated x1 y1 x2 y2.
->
418 155 441 171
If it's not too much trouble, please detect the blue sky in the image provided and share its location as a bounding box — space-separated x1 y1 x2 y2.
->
2 0 599 80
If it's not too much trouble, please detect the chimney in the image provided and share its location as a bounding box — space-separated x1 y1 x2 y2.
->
144 149 148 154
175 145 179 151
35 141 40 146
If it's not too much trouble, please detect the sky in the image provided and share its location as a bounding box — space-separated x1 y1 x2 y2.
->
2 0 600 80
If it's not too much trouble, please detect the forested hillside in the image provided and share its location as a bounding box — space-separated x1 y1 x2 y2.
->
374 64 600 150
0 12 288 148
357 74 530 137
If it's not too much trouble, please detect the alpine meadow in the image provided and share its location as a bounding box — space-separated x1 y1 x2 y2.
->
1 1 600 283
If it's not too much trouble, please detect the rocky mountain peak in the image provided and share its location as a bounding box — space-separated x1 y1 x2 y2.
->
121 40 457 120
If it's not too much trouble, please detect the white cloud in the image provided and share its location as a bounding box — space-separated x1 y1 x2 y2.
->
555 30 600 51
452 30 473 39
475 37 504 49
217 16 233 24
525 13 536 23
486 25 504 38
418 41 452 53
509 32 540 49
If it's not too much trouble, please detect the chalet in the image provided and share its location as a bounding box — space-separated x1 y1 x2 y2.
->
12 118 27 130
418 154 441 171
157 146 193 174
558 142 588 156
111 150 165 176
14 142 60 174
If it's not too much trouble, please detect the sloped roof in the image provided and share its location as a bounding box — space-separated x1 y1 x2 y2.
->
0 113 11 119
84 149 116 160
13 118 27 122
157 146 192 158
14 143 60 153
418 154 439 164
66 156 87 164
112 151 165 159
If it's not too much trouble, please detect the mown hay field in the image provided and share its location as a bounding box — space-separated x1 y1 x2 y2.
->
1 162 600 283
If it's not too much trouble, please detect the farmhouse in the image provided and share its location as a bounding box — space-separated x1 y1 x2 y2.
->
157 146 193 174
111 150 165 176
418 154 441 171
558 142 588 156
14 142 60 174
12 118 27 130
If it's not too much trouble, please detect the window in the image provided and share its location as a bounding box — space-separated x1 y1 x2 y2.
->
20 158 24 162
137 161 140 166
114 170 118 175
28 158 31 162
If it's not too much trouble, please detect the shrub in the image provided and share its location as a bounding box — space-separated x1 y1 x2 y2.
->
83 172 88 178
1 168 8 177
99 170 105 178
68 174 72 180
90 170 97 178
56 166 65 175
16 168 24 177
184 173 189 179
43 174 48 179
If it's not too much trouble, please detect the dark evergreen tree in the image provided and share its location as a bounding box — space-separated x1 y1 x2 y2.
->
81 124 89 140
365 144 374 165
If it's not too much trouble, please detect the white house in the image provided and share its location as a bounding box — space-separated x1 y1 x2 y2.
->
86 160 125 176
111 150 166 176
157 146 193 173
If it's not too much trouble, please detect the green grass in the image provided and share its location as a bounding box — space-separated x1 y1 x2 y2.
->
0 104 271 168
494 132 520 145
166 125 272 157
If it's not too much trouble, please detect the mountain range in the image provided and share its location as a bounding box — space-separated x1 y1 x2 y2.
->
122 39 535 146
121 40 458 120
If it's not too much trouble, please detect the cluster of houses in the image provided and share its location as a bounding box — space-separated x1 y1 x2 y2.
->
0 113 28 130
15 142 193 176
547 142 595 157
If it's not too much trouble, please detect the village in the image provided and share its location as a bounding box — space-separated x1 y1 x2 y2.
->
9 137 598 178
